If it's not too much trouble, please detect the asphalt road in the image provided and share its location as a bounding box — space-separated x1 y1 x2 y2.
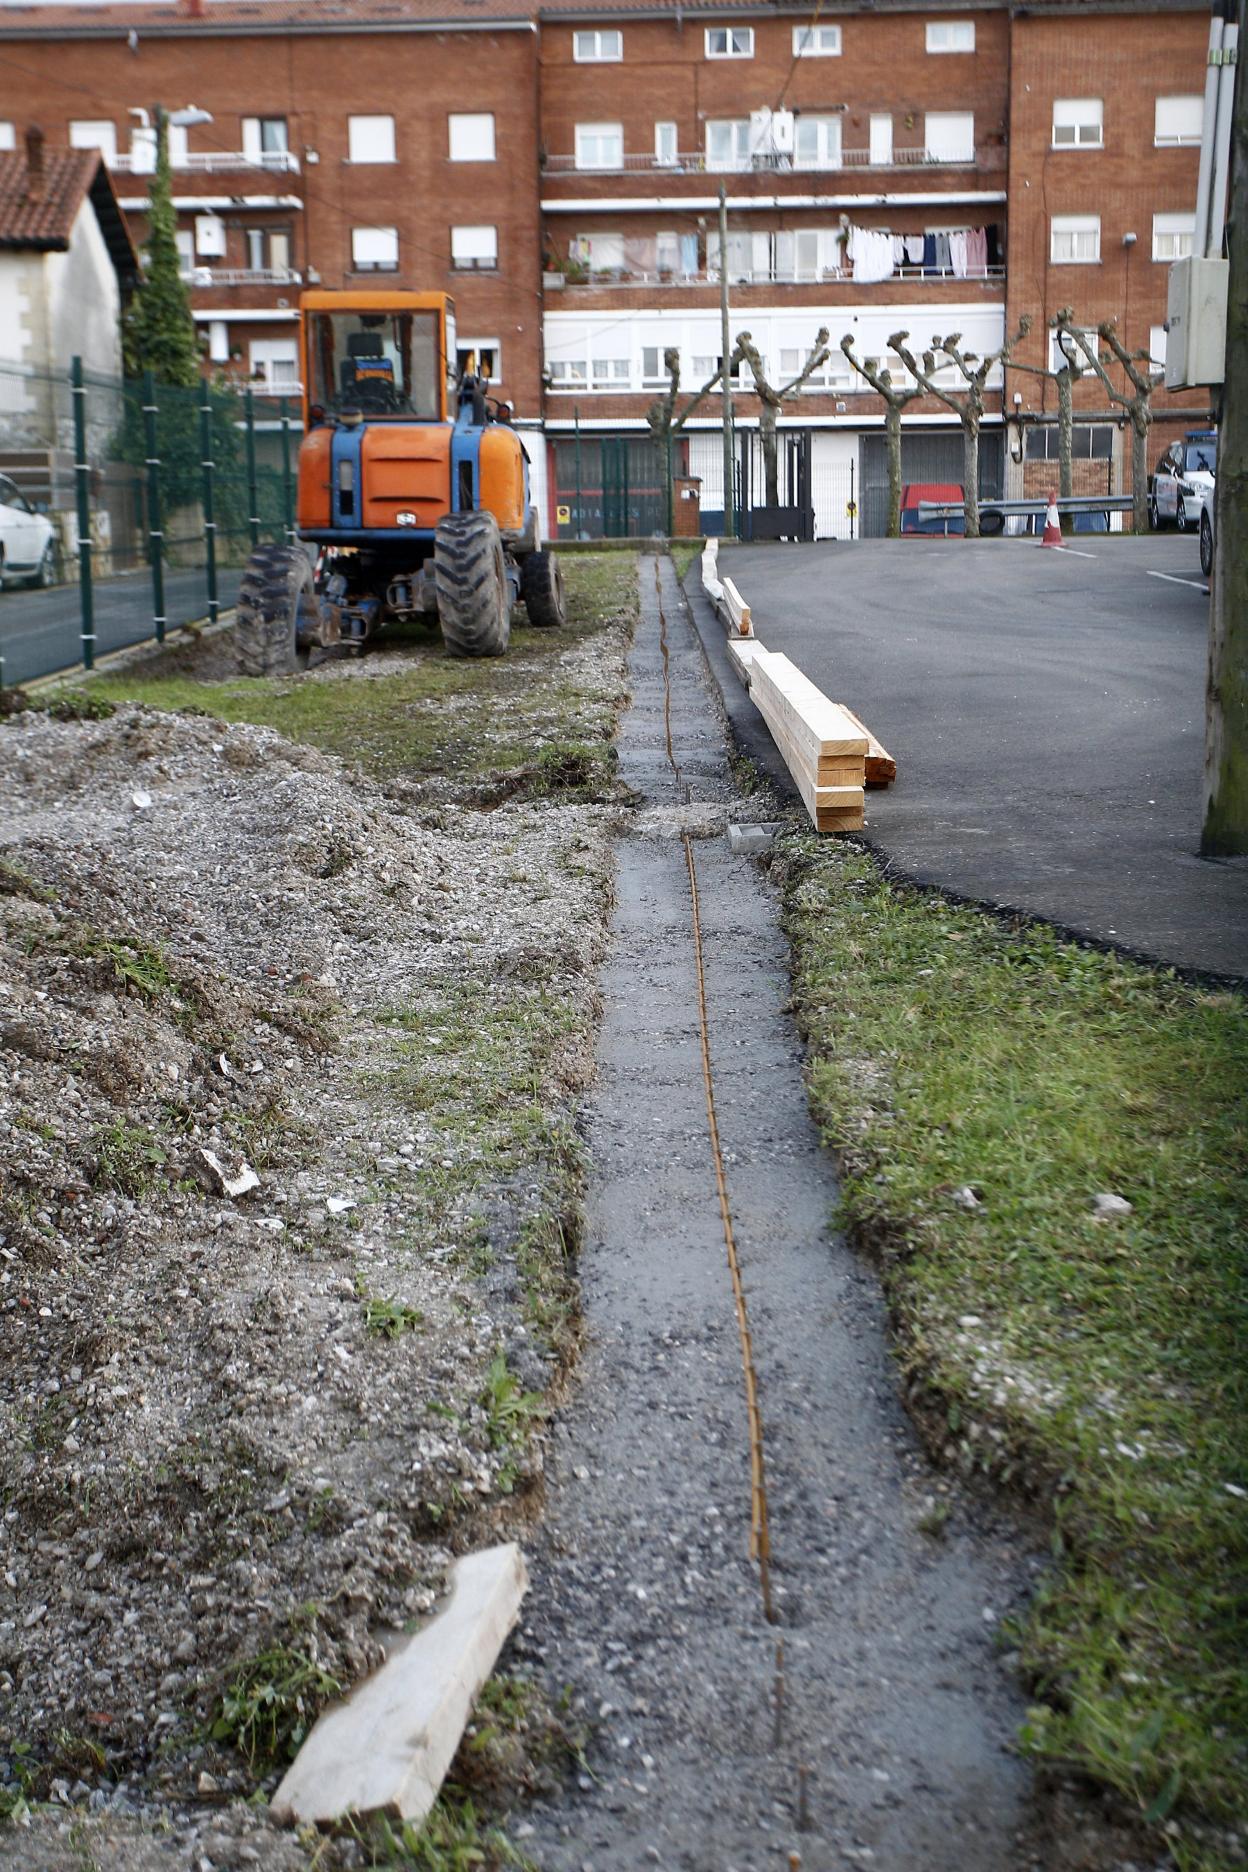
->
0 566 241 687
723 533 1248 979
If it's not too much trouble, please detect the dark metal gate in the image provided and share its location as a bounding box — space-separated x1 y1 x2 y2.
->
550 435 668 539
736 429 814 541
858 428 1004 538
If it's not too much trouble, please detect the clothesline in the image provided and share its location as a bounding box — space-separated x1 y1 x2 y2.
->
844 224 1000 282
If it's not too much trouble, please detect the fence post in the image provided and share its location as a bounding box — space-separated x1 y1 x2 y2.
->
244 388 260 550
279 396 295 542
70 356 95 671
198 383 218 624
142 370 166 643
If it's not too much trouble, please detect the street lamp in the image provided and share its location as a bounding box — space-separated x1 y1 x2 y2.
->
127 103 213 172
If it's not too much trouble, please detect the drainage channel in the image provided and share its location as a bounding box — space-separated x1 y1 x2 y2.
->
514 555 1043 1872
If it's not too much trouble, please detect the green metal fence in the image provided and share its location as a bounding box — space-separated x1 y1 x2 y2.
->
0 355 300 687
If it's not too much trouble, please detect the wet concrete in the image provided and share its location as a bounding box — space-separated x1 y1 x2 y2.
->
516 558 1046 1871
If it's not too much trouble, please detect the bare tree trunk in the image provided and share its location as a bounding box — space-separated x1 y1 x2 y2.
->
1130 409 1151 535
963 420 981 538
885 402 903 538
761 404 780 506
1056 367 1074 536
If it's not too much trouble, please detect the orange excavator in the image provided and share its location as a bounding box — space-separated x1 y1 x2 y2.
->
236 289 564 673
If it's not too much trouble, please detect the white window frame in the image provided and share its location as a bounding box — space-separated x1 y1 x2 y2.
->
546 355 588 389
348 115 396 164
574 122 624 170
869 114 893 165
174 228 196 278
0 123 14 152
1152 212 1194 262
448 112 495 162
1148 325 1168 376
925 19 975 52
69 120 117 161
1048 327 1098 373
655 120 678 166
456 338 502 383
705 25 754 58
1051 98 1103 148
242 116 288 158
641 345 673 388
351 225 398 271
706 118 752 171
1154 95 1203 146
1050 214 1100 264
924 111 975 162
589 354 630 390
794 114 843 170
250 338 299 387
573 28 622 61
451 223 498 269
792 22 841 55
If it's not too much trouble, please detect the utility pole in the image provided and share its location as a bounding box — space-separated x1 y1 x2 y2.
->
1201 0 1246 853
719 183 735 539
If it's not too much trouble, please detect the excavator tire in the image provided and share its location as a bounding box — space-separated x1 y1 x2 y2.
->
519 549 567 629
433 510 510 658
236 544 315 677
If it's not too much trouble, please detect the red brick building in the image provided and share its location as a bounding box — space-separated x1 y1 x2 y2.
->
0 0 1216 534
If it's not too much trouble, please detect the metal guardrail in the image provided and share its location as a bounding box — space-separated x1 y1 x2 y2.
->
918 495 1134 518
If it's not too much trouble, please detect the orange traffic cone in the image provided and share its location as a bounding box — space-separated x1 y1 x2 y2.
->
1041 490 1062 546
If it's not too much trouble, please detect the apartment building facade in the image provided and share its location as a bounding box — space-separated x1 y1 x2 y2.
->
0 0 1216 536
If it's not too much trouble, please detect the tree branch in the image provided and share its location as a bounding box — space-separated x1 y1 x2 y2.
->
840 333 922 408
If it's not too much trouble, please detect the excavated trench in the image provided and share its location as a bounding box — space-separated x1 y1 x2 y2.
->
510 557 1055 1871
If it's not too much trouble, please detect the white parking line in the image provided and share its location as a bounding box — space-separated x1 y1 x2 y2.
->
1045 545 1098 559
1147 570 1210 594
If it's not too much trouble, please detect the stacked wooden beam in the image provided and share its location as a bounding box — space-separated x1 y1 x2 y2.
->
749 651 870 832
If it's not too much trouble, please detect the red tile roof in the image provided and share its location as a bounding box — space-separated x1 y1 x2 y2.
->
0 148 139 279
0 0 536 35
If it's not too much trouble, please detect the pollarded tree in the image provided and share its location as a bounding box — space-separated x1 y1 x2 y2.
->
1061 318 1156 534
890 318 1032 537
733 328 832 506
645 340 747 530
840 334 923 539
1005 307 1088 536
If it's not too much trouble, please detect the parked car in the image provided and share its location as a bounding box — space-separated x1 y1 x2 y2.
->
0 474 58 589
1195 484 1216 581
1149 430 1217 531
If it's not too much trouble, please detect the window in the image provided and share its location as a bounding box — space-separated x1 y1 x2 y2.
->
793 22 841 54
308 307 440 419
242 116 288 158
655 121 678 166
351 225 398 271
779 346 851 390
1149 325 1168 376
1026 423 1112 461
772 227 845 280
1052 98 1103 147
1050 214 1100 262
705 26 753 57
590 356 630 389
925 112 974 161
1048 327 1098 372
1155 96 1203 146
571 231 626 273
174 228 196 277
448 113 495 162
795 114 842 169
642 345 674 386
348 115 396 163
869 114 893 164
706 119 751 170
69 120 117 161
451 223 497 269
1153 212 1194 261
575 122 623 170
656 230 680 272
250 339 299 388
926 19 975 51
574 28 622 61
547 357 587 388
456 340 501 383
245 226 292 274
0 123 14 151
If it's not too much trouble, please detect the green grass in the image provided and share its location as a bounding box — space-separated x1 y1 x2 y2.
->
210 1635 341 1772
780 836 1248 1870
85 553 636 789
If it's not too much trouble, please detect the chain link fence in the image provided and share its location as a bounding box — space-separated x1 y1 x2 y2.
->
0 356 300 688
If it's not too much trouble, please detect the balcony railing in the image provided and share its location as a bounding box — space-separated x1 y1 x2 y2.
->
553 263 1005 288
181 266 302 286
544 146 977 176
109 148 301 175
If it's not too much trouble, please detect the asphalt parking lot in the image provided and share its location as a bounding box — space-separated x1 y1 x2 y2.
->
0 566 239 688
724 533 1247 979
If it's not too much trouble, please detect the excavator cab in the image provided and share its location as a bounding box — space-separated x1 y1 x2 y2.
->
234 290 565 674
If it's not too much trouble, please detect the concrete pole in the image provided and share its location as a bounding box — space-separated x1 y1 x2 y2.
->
719 184 735 539
1194 1 1226 257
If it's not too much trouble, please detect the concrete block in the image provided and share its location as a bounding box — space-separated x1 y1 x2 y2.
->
271 1543 528 1828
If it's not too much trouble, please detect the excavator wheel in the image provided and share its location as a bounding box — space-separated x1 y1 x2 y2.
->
519 549 567 629
433 510 510 658
236 544 316 677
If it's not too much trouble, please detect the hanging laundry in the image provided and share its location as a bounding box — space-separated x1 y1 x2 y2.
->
905 234 925 265
949 230 969 277
934 232 952 271
966 226 988 275
922 232 937 272
892 234 906 263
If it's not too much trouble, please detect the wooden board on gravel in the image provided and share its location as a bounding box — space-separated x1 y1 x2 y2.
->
749 651 868 831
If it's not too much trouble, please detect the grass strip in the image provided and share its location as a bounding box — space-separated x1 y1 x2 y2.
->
779 834 1248 1872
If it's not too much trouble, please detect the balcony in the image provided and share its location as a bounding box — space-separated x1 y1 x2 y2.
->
550 263 1005 290
181 267 303 287
110 148 301 175
543 147 979 177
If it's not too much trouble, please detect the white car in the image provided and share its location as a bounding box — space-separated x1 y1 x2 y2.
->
0 473 58 589
1195 484 1216 581
1149 432 1217 531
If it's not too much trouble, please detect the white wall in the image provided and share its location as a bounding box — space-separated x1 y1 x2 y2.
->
48 200 123 380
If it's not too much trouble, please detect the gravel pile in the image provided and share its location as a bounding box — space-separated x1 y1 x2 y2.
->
0 670 620 1861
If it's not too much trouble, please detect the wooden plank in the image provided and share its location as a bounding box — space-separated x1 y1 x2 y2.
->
751 653 869 762
726 636 765 687
271 1544 528 1828
752 685 864 831
749 649 869 833
836 702 897 787
721 577 753 638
